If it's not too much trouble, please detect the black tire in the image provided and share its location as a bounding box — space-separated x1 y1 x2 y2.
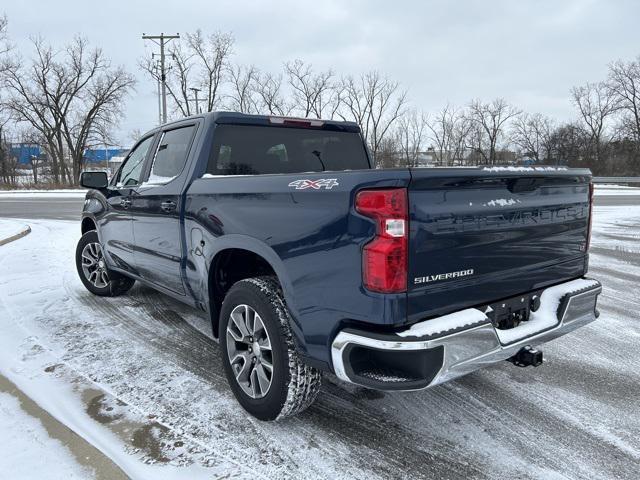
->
75 230 135 297
219 276 322 421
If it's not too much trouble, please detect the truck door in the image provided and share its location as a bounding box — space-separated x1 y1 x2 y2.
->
130 124 197 295
100 135 155 275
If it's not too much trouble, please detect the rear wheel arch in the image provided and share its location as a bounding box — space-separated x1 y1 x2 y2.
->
208 248 281 338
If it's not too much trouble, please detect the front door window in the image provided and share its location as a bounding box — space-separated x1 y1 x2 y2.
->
114 136 154 187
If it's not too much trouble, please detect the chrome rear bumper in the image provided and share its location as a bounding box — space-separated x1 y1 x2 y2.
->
331 278 602 390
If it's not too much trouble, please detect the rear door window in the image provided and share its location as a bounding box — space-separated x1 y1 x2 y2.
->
206 125 370 175
147 125 196 184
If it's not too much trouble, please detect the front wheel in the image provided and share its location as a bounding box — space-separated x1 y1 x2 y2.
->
220 277 322 421
75 230 135 296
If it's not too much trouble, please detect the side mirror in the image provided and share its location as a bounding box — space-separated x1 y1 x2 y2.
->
80 171 109 190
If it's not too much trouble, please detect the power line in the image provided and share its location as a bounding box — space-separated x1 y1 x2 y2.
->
141 32 180 124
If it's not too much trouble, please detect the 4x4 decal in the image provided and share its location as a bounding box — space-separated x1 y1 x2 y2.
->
288 178 339 190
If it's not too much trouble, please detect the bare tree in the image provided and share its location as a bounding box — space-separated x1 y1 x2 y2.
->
548 122 589 167
127 128 143 144
465 123 487 165
0 123 18 186
2 39 69 183
571 82 617 163
450 114 474 165
608 56 640 142
285 60 337 118
15 128 45 184
468 98 521 164
2 37 135 184
139 30 234 119
253 72 291 115
0 15 13 127
187 30 234 112
227 64 259 113
340 71 407 163
140 42 194 117
425 104 473 165
165 42 195 116
396 109 427 167
469 100 519 164
0 14 11 63
510 112 554 163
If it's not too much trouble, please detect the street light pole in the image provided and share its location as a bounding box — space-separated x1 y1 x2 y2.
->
189 87 202 114
142 32 180 124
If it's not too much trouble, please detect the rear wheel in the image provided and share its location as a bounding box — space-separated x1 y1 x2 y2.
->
75 230 135 296
220 277 322 421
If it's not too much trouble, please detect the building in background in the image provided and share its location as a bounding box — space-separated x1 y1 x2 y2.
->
10 143 42 165
83 148 128 177
83 148 127 164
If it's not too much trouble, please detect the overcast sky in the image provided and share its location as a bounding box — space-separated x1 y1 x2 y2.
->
3 0 640 145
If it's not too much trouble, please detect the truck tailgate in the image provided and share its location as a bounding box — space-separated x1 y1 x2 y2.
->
407 168 591 323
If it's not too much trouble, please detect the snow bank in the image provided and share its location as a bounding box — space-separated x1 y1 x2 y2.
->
0 220 31 246
0 220 29 241
0 392 93 480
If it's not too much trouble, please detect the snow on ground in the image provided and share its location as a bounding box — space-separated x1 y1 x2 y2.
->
0 205 639 479
0 392 94 479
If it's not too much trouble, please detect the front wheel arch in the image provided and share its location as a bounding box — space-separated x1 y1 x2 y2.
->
81 216 97 235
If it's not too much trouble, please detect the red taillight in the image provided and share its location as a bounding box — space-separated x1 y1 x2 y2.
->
355 188 408 293
586 181 594 251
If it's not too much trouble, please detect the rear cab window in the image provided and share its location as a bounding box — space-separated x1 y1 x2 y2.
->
206 125 370 176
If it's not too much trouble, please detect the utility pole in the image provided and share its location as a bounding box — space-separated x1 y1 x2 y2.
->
142 32 180 124
151 57 162 125
189 87 202 114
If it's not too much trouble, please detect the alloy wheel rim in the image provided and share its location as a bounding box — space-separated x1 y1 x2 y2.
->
226 304 273 399
81 242 110 289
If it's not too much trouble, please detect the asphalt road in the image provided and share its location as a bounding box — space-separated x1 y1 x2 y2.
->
1 195 639 479
0 194 637 221
0 197 84 220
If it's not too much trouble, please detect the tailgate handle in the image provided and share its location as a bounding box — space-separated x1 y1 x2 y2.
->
507 177 544 193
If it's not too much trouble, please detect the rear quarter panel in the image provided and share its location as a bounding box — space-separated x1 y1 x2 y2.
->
184 169 411 367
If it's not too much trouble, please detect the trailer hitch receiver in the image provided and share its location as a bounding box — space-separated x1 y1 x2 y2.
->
508 346 543 367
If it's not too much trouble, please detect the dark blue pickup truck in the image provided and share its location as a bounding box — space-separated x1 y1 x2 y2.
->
77 112 602 420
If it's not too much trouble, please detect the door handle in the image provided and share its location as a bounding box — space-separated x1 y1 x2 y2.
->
120 198 131 209
161 200 177 212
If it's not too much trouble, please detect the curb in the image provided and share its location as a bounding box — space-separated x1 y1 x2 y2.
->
0 225 32 246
